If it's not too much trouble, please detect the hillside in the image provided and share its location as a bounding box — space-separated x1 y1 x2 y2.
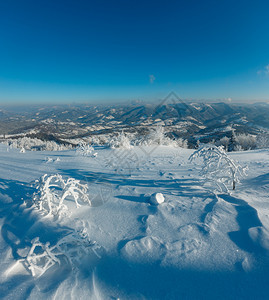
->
0 144 269 299
1 101 269 147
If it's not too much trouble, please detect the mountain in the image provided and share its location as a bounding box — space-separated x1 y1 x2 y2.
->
0 102 268 145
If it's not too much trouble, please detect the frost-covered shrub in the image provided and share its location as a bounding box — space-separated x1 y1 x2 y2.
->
33 174 91 218
256 133 269 149
69 135 109 147
217 134 256 151
141 125 188 148
109 131 133 149
89 134 112 146
45 156 60 163
68 127 189 149
76 140 97 156
25 230 102 277
25 176 103 278
235 134 256 151
147 126 168 145
25 237 61 277
189 145 248 192
3 137 73 151
52 227 103 265
175 138 188 148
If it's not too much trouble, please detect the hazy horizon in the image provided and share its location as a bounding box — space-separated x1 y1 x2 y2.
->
0 96 268 111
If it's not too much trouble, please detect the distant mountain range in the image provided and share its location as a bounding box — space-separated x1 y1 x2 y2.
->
0 101 269 147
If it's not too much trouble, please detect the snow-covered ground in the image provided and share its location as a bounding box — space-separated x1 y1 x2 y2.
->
0 144 269 299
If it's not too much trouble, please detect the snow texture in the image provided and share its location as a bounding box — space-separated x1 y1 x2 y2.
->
0 144 269 299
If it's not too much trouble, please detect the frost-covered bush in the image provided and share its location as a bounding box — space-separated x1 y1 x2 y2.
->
25 237 61 277
52 227 103 265
109 131 133 149
89 134 111 146
256 133 269 149
235 134 256 151
217 134 256 151
25 175 103 278
76 140 97 156
175 137 188 148
189 145 248 192
141 125 188 148
33 174 91 218
147 126 168 145
4 137 73 151
68 127 188 149
25 230 102 277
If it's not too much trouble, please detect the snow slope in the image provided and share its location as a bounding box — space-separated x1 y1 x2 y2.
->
0 144 269 299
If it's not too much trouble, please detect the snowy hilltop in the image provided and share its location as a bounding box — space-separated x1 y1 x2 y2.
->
0 143 269 299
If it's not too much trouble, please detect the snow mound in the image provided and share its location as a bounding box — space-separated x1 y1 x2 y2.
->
121 236 166 263
149 192 165 205
248 226 269 251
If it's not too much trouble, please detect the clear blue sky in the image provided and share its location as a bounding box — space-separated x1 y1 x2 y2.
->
0 0 269 104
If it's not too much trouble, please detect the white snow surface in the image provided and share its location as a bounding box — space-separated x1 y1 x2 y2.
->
0 144 269 299
149 193 165 205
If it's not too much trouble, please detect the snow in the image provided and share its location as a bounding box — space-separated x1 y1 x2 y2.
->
149 192 165 205
0 144 269 299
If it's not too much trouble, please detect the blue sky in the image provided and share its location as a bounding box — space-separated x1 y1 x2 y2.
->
0 0 269 104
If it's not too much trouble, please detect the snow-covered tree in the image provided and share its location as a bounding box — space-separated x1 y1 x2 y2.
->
109 131 132 149
189 145 248 192
228 130 237 152
217 133 256 151
147 125 167 145
4 137 73 151
217 136 230 151
256 133 269 149
234 134 256 151
176 137 188 148
142 125 188 148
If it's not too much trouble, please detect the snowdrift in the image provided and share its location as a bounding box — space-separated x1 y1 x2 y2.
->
0 144 269 299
